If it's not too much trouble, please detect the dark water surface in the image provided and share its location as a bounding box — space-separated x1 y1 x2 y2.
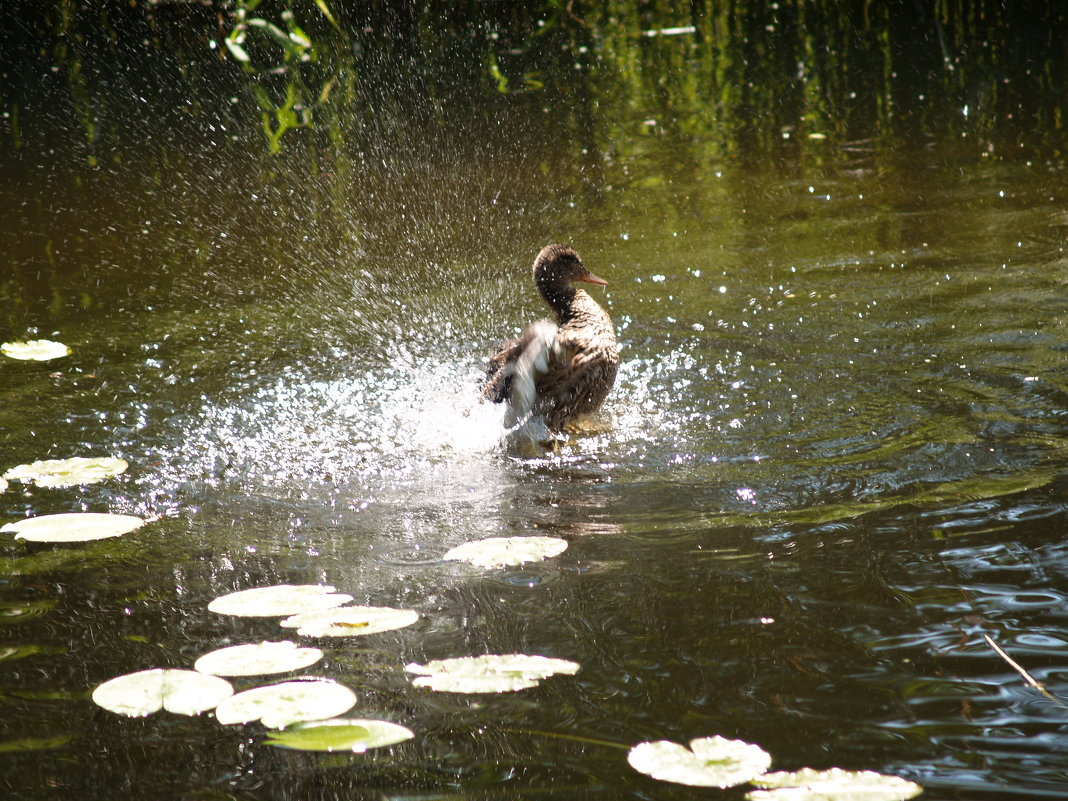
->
3 4 1068 799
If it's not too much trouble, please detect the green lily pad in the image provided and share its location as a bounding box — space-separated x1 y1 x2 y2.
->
3 457 128 489
214 679 357 729
92 668 234 717
1 339 71 361
747 768 923 801
443 536 568 568
628 735 772 788
2 512 145 543
194 640 324 677
405 653 580 693
264 718 415 752
208 584 353 617
280 605 419 637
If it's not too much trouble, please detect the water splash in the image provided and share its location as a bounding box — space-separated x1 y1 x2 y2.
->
142 354 514 503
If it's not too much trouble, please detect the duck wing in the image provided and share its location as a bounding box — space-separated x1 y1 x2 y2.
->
481 320 562 427
532 323 619 431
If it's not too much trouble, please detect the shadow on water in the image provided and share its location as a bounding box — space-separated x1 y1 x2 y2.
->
3 2 1068 800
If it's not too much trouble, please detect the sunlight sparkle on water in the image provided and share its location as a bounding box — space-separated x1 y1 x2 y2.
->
144 356 510 506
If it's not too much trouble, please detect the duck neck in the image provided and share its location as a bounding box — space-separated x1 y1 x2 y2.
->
537 277 579 322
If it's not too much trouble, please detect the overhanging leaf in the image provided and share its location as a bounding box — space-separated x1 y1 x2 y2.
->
628 735 772 788
224 37 251 62
312 0 339 30
247 17 305 57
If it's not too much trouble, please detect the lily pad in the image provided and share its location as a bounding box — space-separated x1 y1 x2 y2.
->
208 584 353 617
746 768 923 801
405 653 580 693
3 457 128 489
92 668 234 717
264 718 415 752
281 605 419 638
627 735 773 788
443 536 568 568
1 339 71 361
214 678 357 729
194 640 324 677
2 513 145 543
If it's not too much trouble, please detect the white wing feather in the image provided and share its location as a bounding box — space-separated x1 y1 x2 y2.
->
503 320 561 428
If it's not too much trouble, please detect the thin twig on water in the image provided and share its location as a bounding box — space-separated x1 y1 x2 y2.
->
984 633 1068 710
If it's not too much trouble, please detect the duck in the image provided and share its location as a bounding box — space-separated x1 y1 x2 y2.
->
482 244 619 432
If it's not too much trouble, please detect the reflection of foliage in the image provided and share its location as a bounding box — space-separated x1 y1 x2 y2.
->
2 0 1066 335
583 0 1068 168
222 0 344 154
486 51 546 95
6 1 1066 163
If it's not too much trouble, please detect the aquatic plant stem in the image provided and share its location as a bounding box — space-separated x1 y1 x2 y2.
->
983 634 1068 711
500 727 629 750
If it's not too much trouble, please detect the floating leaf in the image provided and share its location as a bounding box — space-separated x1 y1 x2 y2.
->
2 512 145 543
1 339 71 361
0 599 58 622
3 457 128 488
92 668 233 717
405 653 580 693
628 736 772 788
747 768 923 801
265 718 414 752
0 735 72 753
208 584 353 617
214 678 356 729
0 643 67 662
194 640 324 677
281 605 419 637
443 536 567 568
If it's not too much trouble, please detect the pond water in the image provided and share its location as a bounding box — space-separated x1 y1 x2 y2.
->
3 4 1068 800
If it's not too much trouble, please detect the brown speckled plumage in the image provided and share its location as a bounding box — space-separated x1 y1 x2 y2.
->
483 244 619 431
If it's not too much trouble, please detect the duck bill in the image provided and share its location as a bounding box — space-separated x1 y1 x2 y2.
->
578 271 608 286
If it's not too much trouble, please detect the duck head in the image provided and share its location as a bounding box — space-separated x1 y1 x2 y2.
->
533 244 607 312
